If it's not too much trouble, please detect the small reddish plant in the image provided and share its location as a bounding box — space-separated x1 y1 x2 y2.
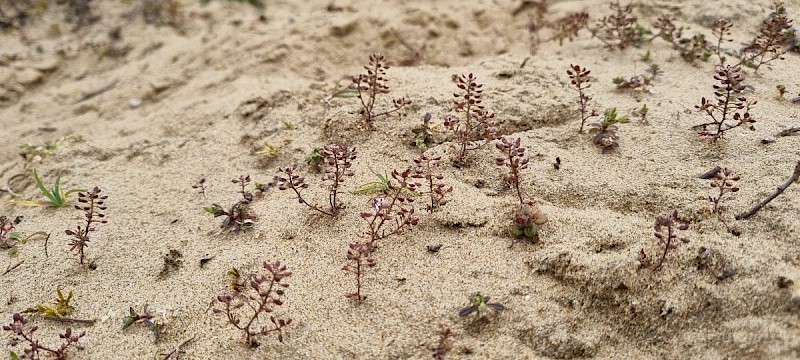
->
566 64 597 133
204 176 258 234
122 304 163 340
350 53 412 125
591 2 646 50
191 176 207 199
650 15 711 63
360 168 420 244
412 153 452 213
1 216 47 256
550 12 590 45
444 73 497 165
694 65 756 141
65 187 108 266
639 210 690 271
711 19 733 64
213 260 292 347
494 137 548 241
495 137 529 205
510 203 548 241
737 1 794 72
709 167 740 214
342 242 376 302
3 313 86 360
588 108 629 153
278 143 357 217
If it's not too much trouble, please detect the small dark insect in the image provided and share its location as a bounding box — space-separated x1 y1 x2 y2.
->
458 293 505 317
553 157 561 170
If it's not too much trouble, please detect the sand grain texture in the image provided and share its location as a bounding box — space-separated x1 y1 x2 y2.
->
1 0 799 359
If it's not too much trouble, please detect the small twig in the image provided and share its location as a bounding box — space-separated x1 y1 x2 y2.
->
2 260 23 276
777 126 800 137
161 335 195 359
41 316 95 326
44 232 50 257
74 80 119 103
0 173 27 197
736 161 800 220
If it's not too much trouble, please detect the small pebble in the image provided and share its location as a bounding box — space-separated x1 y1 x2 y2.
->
128 98 141 108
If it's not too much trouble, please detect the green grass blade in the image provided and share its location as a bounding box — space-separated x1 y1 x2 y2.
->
33 169 58 204
53 175 64 206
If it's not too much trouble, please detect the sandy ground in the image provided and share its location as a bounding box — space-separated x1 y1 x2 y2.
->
1 0 799 359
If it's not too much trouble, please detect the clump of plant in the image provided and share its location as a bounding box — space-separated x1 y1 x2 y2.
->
349 53 412 125
638 210 690 271
213 260 292 347
711 19 734 64
412 153 452 213
708 167 740 214
694 64 756 141
587 108 629 153
458 293 506 318
549 12 590 45
651 15 712 63
18 135 82 164
278 143 357 217
495 137 548 241
495 137 529 205
591 2 647 50
612 64 663 92
510 203 548 241
3 313 86 360
191 176 207 199
360 168 420 244
123 304 163 340
342 242 376 302
4 170 85 208
204 175 257 234
24 288 74 319
305 148 324 173
566 64 597 133
737 1 794 72
0 216 47 255
444 73 498 165
65 187 107 266
411 112 434 150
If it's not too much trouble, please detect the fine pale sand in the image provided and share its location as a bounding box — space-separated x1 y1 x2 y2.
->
1 0 799 359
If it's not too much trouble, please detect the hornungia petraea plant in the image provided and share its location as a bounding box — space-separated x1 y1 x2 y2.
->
350 53 412 125
445 73 498 165
204 175 258 234
694 65 756 141
411 153 452 213
278 142 357 217
587 108 629 153
65 187 108 266
494 137 547 241
213 260 292 347
639 210 690 271
566 64 597 133
3 313 86 360
342 168 421 302
342 241 376 302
